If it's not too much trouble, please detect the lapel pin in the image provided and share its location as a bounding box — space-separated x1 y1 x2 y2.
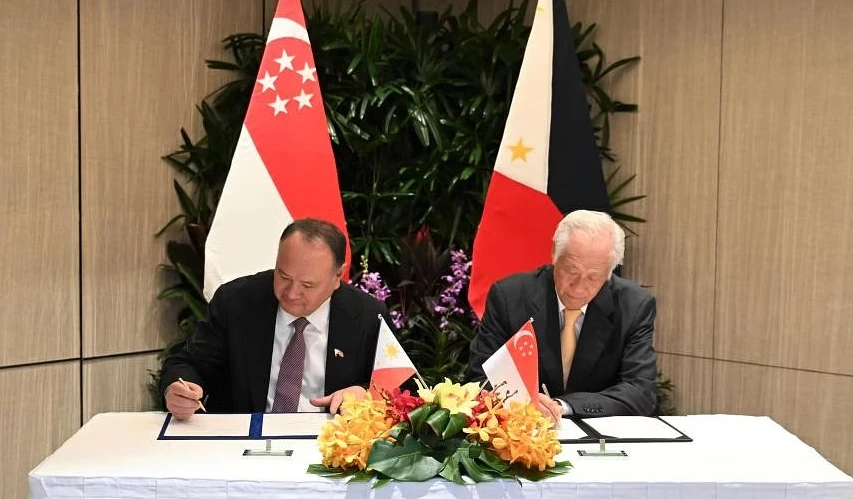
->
334 348 345 358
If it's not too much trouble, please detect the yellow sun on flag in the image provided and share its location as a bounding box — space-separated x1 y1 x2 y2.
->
384 343 400 359
508 138 533 162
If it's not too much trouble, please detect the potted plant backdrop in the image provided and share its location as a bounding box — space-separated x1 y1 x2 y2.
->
151 0 674 415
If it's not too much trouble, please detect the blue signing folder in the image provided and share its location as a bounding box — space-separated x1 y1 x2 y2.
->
157 412 333 440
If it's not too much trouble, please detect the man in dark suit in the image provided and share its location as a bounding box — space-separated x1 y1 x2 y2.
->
161 218 391 420
466 210 657 420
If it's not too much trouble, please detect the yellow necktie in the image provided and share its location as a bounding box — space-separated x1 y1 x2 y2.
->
561 309 582 386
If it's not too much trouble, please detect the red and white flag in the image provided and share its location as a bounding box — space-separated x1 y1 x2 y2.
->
482 319 539 405
203 0 349 300
369 315 417 396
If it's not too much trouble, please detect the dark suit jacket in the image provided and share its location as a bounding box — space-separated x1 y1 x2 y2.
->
160 270 391 413
466 265 657 417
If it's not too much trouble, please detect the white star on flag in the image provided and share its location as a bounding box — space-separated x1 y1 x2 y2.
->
294 89 313 109
268 95 289 116
257 71 278 93
274 49 295 72
296 62 317 83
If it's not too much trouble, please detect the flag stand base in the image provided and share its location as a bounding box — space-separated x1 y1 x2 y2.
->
243 439 293 457
577 439 627 457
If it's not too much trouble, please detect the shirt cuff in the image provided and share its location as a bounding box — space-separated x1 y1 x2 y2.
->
556 398 573 416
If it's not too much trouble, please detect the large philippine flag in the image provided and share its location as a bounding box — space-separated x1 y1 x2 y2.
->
203 0 349 300
482 319 539 405
467 0 610 318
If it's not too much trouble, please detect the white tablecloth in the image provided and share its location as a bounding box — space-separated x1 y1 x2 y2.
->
28 412 853 498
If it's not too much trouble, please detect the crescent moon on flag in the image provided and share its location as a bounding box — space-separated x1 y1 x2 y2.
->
513 330 535 350
268 17 310 44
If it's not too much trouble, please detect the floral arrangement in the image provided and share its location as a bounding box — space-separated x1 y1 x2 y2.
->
307 379 570 485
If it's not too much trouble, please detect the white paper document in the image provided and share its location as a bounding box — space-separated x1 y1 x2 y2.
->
261 413 334 438
582 416 682 440
162 414 251 437
555 418 589 440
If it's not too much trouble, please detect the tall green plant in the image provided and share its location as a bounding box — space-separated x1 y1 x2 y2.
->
151 0 654 406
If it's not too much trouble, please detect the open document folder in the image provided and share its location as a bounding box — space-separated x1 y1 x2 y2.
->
158 413 333 440
556 416 692 443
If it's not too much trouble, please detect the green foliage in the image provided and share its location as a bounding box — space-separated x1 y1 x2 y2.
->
152 1 664 408
359 230 476 386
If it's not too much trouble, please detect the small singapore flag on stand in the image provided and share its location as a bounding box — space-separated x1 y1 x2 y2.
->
482 319 539 405
369 315 418 396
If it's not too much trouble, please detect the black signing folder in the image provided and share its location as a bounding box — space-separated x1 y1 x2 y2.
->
558 416 692 444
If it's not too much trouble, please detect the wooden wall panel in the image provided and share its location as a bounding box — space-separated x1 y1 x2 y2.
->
716 0 853 375
80 0 263 357
714 361 853 475
0 362 80 498
83 353 160 422
657 353 713 415
0 0 79 367
570 0 722 360
273 1 529 34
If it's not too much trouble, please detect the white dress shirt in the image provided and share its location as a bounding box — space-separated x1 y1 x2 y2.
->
265 299 330 412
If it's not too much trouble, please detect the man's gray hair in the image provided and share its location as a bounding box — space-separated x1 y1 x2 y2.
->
552 210 625 273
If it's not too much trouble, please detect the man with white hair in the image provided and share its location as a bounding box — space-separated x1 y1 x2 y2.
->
466 210 657 419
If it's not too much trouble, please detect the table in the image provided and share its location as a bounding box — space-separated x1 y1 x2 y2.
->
29 412 853 498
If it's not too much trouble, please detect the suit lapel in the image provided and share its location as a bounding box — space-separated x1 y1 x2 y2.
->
246 288 279 412
567 279 615 390
325 287 363 395
534 268 565 397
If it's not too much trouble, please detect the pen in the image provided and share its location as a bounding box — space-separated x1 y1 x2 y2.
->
541 383 562 427
178 377 207 412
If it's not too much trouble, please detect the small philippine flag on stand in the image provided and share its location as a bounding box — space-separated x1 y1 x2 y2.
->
369 315 418 396
482 319 539 405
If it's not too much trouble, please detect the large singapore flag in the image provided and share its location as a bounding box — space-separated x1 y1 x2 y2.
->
203 0 349 300
468 0 610 318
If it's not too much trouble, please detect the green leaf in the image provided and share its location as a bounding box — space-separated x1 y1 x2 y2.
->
597 56 641 81
425 408 450 437
372 476 392 489
155 214 185 237
367 435 444 481
407 403 433 434
348 470 375 482
472 446 510 473
610 194 647 208
608 172 637 199
387 423 409 442
174 261 204 298
459 452 496 482
438 452 465 484
172 180 197 218
306 463 359 479
611 212 646 224
441 412 467 440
